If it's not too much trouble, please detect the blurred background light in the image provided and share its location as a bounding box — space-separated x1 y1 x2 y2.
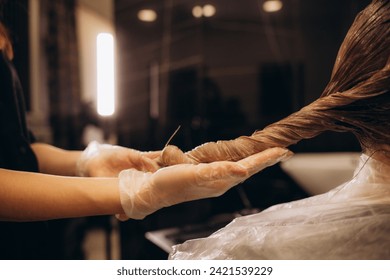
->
203 4 216 17
192 5 203 18
192 4 216 18
263 0 283 13
137 9 157 22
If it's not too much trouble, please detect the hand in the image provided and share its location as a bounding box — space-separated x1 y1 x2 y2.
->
77 141 160 177
117 147 293 220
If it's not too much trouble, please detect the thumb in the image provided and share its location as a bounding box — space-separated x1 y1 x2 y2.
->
237 147 293 177
128 149 160 172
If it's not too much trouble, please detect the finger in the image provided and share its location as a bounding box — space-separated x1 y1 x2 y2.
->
193 148 291 185
137 156 160 172
128 149 160 172
237 147 293 177
142 158 160 172
152 163 196 187
199 148 292 190
142 150 162 160
195 161 248 185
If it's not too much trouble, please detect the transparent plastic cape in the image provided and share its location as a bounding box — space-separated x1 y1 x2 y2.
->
169 154 390 259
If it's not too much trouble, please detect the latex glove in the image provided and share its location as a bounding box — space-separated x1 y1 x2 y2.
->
118 147 292 220
76 141 160 177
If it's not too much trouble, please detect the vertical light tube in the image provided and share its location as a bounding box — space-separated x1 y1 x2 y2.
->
97 33 115 116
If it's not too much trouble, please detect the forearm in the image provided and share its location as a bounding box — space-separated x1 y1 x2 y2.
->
0 168 123 221
31 143 82 176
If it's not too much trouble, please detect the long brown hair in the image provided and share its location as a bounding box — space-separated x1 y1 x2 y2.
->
161 0 390 165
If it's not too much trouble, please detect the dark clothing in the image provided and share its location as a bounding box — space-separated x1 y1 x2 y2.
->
0 51 51 259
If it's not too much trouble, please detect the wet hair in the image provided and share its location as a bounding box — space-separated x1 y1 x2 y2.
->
161 0 390 165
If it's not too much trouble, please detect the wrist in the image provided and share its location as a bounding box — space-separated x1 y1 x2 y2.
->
76 141 101 177
118 169 154 220
83 177 123 215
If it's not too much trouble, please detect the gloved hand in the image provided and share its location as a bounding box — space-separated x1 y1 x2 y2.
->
77 141 160 177
117 147 293 220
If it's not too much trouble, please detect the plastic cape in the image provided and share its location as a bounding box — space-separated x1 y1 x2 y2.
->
169 154 390 259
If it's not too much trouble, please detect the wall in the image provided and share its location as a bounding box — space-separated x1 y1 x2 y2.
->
27 0 115 143
28 0 52 142
76 0 114 105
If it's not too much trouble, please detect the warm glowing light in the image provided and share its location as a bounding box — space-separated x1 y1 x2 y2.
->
97 33 115 116
263 0 283 13
203 4 216 17
137 9 157 22
192 6 203 18
192 4 216 18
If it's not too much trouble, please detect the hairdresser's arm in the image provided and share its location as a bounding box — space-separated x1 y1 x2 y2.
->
31 142 160 177
0 168 123 221
31 143 81 176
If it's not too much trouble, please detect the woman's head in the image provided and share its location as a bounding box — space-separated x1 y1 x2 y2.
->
323 0 389 97
316 0 389 151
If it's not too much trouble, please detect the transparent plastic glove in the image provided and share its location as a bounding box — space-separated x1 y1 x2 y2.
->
118 147 292 220
76 141 160 177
